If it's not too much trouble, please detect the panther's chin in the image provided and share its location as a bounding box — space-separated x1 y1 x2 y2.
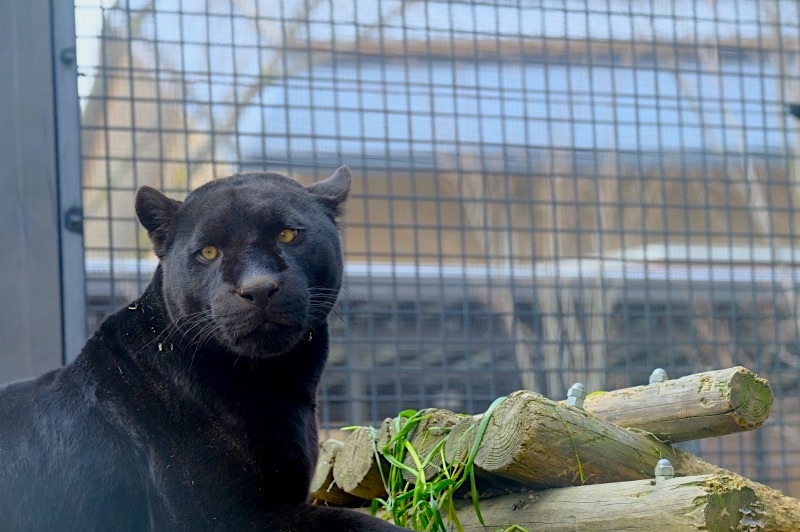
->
228 323 308 359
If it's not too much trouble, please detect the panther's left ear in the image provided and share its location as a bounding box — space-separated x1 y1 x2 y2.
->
306 166 351 219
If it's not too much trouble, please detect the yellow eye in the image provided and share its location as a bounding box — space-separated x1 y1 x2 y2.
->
200 246 219 260
278 229 298 243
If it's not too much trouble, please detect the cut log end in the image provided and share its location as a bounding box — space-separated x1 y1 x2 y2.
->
309 439 364 507
728 369 774 429
331 426 388 500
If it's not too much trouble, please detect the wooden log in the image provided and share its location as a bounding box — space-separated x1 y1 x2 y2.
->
374 417 397 450
399 409 464 482
580 366 773 442
309 439 365 507
450 473 800 531
744 476 800 532
332 420 393 500
445 390 724 489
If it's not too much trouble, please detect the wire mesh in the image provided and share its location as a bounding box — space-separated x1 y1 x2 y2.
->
74 0 800 496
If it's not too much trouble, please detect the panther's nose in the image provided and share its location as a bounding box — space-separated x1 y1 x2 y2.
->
238 277 279 308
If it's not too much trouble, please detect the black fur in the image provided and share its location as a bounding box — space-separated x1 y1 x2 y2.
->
0 167 402 531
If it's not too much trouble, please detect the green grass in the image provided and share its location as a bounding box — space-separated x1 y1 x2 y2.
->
364 396 510 532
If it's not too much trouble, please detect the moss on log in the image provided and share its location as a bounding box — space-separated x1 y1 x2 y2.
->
453 473 772 530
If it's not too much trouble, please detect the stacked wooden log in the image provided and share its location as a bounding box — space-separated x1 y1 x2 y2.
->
311 366 800 530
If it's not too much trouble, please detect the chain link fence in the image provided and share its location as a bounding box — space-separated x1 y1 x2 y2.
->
74 0 800 495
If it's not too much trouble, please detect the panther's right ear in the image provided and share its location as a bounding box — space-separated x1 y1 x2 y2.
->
135 186 181 259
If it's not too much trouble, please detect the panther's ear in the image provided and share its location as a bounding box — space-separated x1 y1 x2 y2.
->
135 186 181 258
306 166 351 219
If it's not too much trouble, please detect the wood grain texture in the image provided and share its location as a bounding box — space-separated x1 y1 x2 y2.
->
400 409 464 482
320 367 795 530
332 425 388 500
310 439 364 506
445 390 722 489
581 366 773 442
452 474 766 531
359 472 800 530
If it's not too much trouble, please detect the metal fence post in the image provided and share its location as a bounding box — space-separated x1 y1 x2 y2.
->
52 0 87 362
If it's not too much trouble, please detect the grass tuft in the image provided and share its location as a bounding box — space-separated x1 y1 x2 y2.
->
369 396 508 531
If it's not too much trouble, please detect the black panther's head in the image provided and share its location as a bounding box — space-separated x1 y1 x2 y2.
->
134 167 350 358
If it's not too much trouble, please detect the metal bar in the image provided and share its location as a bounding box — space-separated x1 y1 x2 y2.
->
52 0 88 362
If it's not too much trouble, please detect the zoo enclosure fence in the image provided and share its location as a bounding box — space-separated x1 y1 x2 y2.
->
74 0 800 496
